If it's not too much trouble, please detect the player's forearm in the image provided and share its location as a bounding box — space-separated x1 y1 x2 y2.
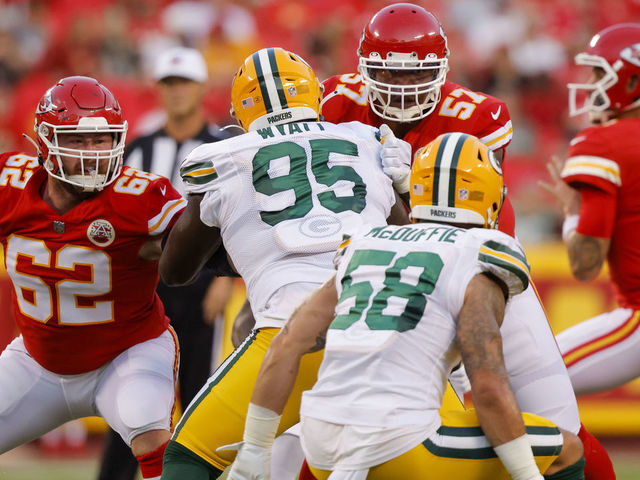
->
470 371 526 446
159 195 222 285
564 231 608 282
160 231 218 285
251 278 338 413
251 331 305 415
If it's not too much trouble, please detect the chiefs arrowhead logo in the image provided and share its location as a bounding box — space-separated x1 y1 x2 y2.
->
87 219 116 247
620 43 640 67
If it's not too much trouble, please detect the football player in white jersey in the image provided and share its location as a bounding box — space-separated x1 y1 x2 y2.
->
158 47 410 479
227 133 585 480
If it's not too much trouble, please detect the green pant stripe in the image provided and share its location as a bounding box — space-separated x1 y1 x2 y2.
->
423 439 562 460
424 424 562 460
436 424 560 438
172 331 258 438
423 438 496 459
532 444 563 457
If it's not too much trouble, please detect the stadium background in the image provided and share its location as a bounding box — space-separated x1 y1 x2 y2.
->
0 0 638 478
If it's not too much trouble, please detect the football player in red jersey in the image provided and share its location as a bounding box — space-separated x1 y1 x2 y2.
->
0 76 186 480
314 4 614 480
321 2 517 232
542 22 640 476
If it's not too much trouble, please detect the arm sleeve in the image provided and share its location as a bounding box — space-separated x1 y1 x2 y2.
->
469 229 531 297
576 186 617 239
146 176 187 236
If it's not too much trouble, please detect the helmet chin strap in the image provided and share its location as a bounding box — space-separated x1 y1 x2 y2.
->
22 134 42 160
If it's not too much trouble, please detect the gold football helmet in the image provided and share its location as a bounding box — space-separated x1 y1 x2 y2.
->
230 47 322 131
410 132 505 228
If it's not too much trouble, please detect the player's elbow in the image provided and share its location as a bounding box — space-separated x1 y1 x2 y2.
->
159 257 196 286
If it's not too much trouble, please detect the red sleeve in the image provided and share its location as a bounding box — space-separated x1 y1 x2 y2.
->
436 82 513 152
143 173 187 237
576 186 616 239
562 127 619 195
472 98 512 152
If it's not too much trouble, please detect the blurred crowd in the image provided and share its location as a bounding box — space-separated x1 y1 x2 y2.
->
1 0 638 242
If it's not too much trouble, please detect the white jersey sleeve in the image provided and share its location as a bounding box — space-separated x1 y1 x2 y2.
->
463 228 530 298
180 140 240 228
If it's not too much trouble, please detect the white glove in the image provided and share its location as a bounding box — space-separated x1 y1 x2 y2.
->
219 441 272 480
379 124 412 194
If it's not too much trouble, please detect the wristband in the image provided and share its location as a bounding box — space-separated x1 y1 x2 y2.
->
493 434 544 480
243 403 282 448
562 214 580 241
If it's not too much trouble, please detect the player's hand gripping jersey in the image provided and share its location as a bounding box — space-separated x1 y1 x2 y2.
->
180 121 396 329
0 152 186 374
562 118 640 308
301 223 530 448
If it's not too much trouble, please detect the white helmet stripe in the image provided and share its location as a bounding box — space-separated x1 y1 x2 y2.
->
435 132 464 208
256 49 283 113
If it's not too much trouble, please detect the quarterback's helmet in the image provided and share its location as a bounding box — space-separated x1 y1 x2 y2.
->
230 47 322 131
34 76 127 191
568 23 640 121
410 132 505 228
358 3 449 122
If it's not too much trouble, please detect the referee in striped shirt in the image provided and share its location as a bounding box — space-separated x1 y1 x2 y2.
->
97 46 240 480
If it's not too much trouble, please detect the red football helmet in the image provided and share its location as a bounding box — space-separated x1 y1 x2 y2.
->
568 23 640 121
358 3 449 122
33 76 128 191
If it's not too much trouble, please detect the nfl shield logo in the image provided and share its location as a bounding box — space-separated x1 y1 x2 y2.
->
52 221 65 233
287 86 297 97
458 188 469 201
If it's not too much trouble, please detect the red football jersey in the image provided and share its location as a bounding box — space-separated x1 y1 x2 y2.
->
0 152 187 374
562 118 640 308
321 74 516 235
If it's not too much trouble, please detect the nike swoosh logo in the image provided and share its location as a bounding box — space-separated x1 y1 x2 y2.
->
491 106 501 121
160 185 167 195
569 136 587 146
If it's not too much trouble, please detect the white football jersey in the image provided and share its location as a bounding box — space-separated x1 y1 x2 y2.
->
300 223 530 435
180 121 396 328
